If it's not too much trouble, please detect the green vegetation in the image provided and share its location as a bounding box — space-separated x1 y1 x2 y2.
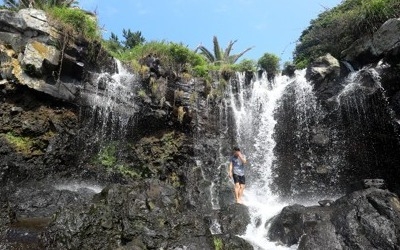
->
122 29 146 49
1 0 78 10
3 132 34 155
213 236 223 250
294 0 400 68
104 40 208 78
47 6 100 40
233 59 257 72
195 36 254 65
258 53 280 79
95 142 141 178
97 143 117 167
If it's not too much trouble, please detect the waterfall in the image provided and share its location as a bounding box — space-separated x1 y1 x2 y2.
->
84 60 136 139
228 71 293 249
227 65 400 249
228 70 338 249
333 66 400 186
78 59 137 161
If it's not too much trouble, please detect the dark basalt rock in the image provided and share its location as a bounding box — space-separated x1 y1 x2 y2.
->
42 181 220 249
268 187 400 250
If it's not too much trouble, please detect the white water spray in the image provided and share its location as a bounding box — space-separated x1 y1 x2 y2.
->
80 59 137 146
89 60 137 115
54 182 103 193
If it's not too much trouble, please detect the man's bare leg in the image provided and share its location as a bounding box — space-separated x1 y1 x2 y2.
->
238 184 245 204
234 183 240 203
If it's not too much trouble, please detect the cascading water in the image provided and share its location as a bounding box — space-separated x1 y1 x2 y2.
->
228 70 336 249
84 60 136 139
227 71 293 249
226 64 400 249
78 59 137 159
332 65 400 188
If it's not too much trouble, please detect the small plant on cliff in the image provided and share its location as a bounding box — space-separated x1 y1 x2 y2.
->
3 132 34 155
97 143 117 168
213 237 223 250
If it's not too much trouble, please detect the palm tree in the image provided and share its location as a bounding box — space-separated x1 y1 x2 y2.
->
195 36 253 65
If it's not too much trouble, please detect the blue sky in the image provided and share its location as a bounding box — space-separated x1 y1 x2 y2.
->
78 0 342 64
2 0 343 64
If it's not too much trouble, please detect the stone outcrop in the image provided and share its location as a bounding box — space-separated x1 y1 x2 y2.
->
42 181 252 249
0 8 114 102
268 181 400 249
305 53 343 104
342 18 400 68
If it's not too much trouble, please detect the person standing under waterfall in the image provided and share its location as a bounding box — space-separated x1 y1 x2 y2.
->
229 147 247 204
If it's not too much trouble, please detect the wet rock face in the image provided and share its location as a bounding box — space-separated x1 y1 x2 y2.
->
43 181 204 249
268 186 400 250
0 82 79 185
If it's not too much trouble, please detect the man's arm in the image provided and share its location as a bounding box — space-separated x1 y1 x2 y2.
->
229 162 233 178
238 153 247 164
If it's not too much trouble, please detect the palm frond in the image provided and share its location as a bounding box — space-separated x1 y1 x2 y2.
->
224 40 237 60
195 36 252 65
196 45 215 62
213 36 222 62
229 46 254 64
4 0 28 9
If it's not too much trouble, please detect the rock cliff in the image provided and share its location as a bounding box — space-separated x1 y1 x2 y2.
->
0 8 250 249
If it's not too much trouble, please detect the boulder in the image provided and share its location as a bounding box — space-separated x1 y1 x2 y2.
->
306 53 343 102
268 188 400 250
342 18 400 67
219 204 250 235
268 204 307 246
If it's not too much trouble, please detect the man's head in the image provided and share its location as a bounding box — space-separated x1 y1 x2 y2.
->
233 147 240 155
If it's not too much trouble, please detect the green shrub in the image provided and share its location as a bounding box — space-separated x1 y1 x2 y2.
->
219 64 235 81
293 0 400 68
110 40 208 78
193 64 209 77
47 6 100 40
258 52 280 78
233 59 257 72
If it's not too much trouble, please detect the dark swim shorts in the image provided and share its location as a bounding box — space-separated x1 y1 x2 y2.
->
233 174 245 185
